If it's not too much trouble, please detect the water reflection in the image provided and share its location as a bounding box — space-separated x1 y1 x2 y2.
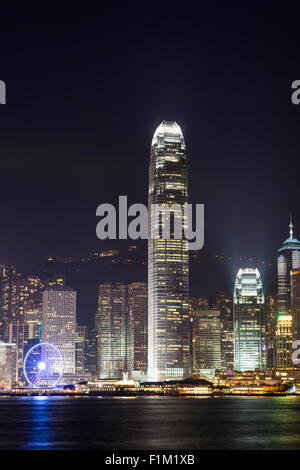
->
1 396 300 449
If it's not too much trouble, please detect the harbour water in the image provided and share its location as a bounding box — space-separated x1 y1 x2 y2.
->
0 395 300 450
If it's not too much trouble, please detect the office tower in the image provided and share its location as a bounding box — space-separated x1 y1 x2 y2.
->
192 310 221 373
275 314 293 368
148 121 190 382
18 275 44 340
291 268 300 341
213 291 234 371
234 268 266 372
96 283 127 379
277 217 300 315
85 328 98 377
75 324 88 375
0 265 18 340
189 297 210 373
8 321 29 381
0 341 16 387
276 218 300 367
127 282 148 376
42 286 76 374
265 294 276 368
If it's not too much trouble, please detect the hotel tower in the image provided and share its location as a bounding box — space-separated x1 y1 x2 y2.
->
148 121 190 381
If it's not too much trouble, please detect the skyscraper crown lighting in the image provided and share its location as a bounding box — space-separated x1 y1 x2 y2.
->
151 121 185 148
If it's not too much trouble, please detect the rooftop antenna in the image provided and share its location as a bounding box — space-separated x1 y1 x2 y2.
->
289 215 293 239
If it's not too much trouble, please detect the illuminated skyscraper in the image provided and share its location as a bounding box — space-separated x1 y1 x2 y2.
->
75 324 88 375
17 275 44 340
276 218 300 367
0 341 16 387
96 283 127 379
148 121 190 381
234 268 266 371
42 286 76 374
275 314 293 368
127 282 148 376
277 217 300 315
213 291 234 371
85 328 97 377
292 268 300 341
192 309 221 374
0 265 18 340
8 321 29 381
265 293 276 368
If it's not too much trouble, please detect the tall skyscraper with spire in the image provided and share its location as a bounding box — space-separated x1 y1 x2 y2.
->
276 217 300 368
148 121 190 381
277 217 300 315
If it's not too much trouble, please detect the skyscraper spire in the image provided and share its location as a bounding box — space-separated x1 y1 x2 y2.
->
289 215 293 239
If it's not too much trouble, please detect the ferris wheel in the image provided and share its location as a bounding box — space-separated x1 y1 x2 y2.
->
23 343 64 388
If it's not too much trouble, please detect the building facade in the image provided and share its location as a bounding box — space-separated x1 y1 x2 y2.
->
75 324 88 375
234 268 266 372
42 286 76 374
148 121 190 381
275 314 293 368
0 341 16 387
0 265 18 341
276 218 300 367
265 293 276 368
85 328 98 377
96 283 127 379
127 282 148 376
292 268 300 342
192 309 221 374
213 291 234 371
8 321 29 381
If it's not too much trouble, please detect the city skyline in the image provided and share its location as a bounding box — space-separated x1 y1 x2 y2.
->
0 157 299 383
2 4 300 452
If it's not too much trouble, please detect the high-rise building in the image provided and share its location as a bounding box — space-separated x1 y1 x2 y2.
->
75 324 88 375
85 328 98 377
8 321 29 381
189 297 210 373
127 282 148 376
0 265 18 340
0 341 16 387
275 314 293 368
18 275 44 340
213 291 234 371
277 218 300 315
192 309 221 374
42 286 76 374
0 270 44 343
234 268 266 372
96 283 127 379
148 121 190 382
291 268 300 341
276 218 300 367
265 293 276 368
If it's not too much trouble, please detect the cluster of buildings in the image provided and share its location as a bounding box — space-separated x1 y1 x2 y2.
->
0 121 299 392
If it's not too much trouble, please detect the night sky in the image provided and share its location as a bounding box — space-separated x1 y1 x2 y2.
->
1 4 300 324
